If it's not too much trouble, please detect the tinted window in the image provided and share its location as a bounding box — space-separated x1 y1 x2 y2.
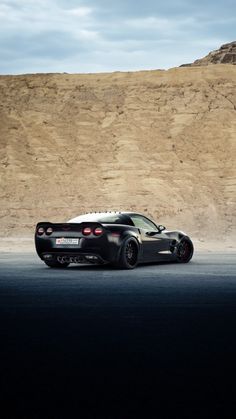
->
130 215 157 231
97 215 133 225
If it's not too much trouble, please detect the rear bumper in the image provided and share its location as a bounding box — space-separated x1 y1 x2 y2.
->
41 251 108 265
35 233 121 265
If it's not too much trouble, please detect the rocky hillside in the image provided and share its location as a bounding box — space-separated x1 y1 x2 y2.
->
181 42 236 66
0 64 236 242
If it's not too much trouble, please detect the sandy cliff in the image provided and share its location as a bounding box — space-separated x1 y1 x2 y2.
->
0 65 236 244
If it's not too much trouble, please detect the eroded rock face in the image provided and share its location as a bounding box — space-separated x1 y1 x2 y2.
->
0 66 236 241
181 42 236 67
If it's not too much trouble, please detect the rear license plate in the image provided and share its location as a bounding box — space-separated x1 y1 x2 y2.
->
56 238 79 245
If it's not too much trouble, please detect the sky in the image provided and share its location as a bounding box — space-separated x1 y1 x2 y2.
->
0 0 235 74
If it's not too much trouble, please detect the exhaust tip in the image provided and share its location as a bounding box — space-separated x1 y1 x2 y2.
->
43 254 53 260
85 255 98 261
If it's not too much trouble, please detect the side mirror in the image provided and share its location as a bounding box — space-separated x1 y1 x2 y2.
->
158 225 166 232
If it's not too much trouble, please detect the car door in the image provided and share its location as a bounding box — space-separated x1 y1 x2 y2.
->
129 214 172 262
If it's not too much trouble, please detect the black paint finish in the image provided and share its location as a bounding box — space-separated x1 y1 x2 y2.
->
35 212 193 268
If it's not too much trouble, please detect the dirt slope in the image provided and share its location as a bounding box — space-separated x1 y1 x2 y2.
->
0 65 236 244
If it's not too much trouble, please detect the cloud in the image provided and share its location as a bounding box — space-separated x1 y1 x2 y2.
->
66 7 93 17
0 0 235 74
0 1 94 33
125 16 195 29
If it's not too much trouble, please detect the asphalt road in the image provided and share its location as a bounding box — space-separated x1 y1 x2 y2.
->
0 252 236 418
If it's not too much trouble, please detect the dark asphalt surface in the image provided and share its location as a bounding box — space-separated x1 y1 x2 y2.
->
0 252 236 418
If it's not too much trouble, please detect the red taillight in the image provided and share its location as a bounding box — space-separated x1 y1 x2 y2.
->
94 227 103 236
46 227 53 235
37 227 45 236
83 227 92 236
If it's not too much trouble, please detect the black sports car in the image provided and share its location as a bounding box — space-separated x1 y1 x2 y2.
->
35 212 194 269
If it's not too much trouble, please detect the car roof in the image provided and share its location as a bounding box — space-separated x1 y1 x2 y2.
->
68 211 133 223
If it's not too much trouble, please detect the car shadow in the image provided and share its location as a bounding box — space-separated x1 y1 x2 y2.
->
62 260 181 271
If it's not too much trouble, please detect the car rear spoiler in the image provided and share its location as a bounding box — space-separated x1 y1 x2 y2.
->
35 221 106 234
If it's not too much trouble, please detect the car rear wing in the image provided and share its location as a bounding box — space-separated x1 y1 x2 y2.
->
35 222 106 237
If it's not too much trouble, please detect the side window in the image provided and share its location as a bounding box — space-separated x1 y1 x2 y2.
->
97 215 133 225
97 215 124 224
130 215 157 231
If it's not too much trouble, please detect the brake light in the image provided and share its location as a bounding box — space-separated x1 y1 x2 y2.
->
37 227 45 235
94 227 103 236
46 227 53 235
83 227 92 236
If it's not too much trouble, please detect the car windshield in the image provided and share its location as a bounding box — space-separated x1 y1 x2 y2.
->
129 214 157 231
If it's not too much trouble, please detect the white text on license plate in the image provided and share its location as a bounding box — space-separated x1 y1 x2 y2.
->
56 238 79 245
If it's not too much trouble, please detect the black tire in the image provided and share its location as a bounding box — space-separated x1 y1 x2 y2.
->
176 238 194 263
44 260 70 268
116 237 139 269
